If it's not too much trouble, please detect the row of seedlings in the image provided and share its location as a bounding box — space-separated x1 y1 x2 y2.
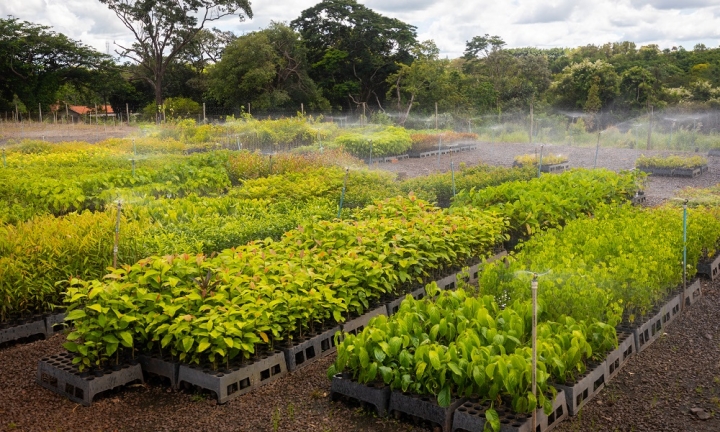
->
38 196 506 405
330 202 720 431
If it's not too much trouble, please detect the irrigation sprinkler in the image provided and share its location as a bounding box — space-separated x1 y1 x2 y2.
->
537 145 544 178
451 161 456 197
368 140 373 165
594 132 601 169
338 167 350 218
113 200 122 268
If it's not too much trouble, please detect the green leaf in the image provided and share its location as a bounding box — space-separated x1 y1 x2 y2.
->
358 347 369 369
416 361 427 378
437 385 451 407
102 334 119 344
64 310 86 321
485 408 500 432
119 331 133 347
373 347 386 363
182 336 194 352
429 350 441 370
198 341 211 353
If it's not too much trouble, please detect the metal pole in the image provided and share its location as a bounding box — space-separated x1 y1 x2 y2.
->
682 200 688 310
594 132 601 169
531 274 538 432
126 103 130 126
39 104 42 123
2 148 6 168
113 201 122 268
338 167 349 218
203 103 206 123
669 122 675 148
437 136 442 169
451 161 456 197
529 99 534 144
131 159 135 177
435 102 438 130
369 140 373 165
537 145 544 178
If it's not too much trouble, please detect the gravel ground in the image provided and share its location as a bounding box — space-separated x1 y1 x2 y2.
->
1 140 720 432
0 123 136 144
375 141 720 207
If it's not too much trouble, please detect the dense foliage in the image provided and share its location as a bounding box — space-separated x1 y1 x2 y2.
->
452 169 642 239
62 196 505 371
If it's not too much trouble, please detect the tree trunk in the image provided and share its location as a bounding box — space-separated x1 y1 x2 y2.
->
154 65 164 123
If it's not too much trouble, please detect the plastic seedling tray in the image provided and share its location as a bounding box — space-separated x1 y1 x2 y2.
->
540 163 570 174
554 360 606 416
632 307 664 353
138 354 180 389
281 325 340 372
386 286 428 316
697 254 720 280
683 278 702 307
661 292 681 327
341 305 387 336
672 167 704 178
37 353 143 406
330 373 390 417
45 311 67 336
389 390 467 432
436 273 457 291
0 317 47 344
605 331 634 382
452 390 568 432
177 350 287 404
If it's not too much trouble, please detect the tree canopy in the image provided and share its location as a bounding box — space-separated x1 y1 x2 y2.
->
291 0 417 111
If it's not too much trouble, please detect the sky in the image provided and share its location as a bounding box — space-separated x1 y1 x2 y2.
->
1 0 719 59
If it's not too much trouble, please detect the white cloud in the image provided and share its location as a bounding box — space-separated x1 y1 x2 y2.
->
0 0 718 58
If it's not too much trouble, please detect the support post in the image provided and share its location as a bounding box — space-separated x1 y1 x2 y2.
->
451 161 456 197
531 274 538 432
113 201 122 268
537 145 544 178
594 132 601 168
39 103 42 123
682 200 688 311
338 167 349 218
435 102 438 129
646 104 653 150
529 99 534 144
203 102 206 123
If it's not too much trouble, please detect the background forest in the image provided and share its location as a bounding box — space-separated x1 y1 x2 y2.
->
2 0 720 133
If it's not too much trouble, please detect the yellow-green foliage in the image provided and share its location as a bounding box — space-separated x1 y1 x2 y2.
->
514 153 568 165
334 126 412 157
636 154 707 169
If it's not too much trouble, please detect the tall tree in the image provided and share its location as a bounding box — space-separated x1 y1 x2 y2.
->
386 41 456 124
0 18 111 113
207 23 329 112
99 0 252 119
291 0 417 112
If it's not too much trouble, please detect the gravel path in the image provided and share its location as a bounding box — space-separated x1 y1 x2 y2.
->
375 141 720 207
1 140 719 432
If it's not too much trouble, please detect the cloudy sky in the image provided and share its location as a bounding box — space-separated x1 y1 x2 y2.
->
1 0 719 58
